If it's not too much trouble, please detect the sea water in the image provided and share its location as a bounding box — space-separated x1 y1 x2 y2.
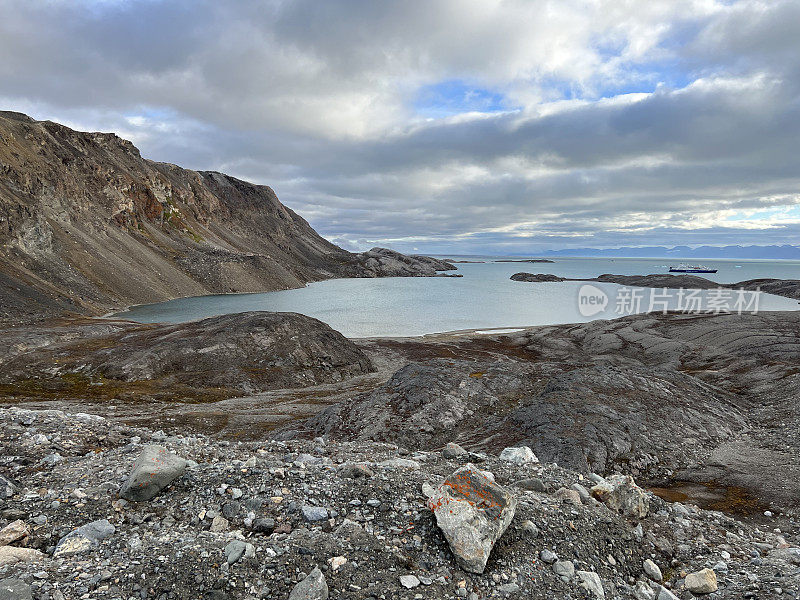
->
114 256 800 337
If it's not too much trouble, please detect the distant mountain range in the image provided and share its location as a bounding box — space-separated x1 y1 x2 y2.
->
539 245 800 260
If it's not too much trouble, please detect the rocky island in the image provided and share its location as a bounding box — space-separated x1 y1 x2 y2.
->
1 114 800 599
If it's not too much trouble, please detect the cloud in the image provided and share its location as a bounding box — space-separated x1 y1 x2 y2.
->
0 0 799 253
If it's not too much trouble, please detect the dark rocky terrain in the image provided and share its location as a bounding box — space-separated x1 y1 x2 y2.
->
511 273 800 301
0 312 374 399
0 112 453 324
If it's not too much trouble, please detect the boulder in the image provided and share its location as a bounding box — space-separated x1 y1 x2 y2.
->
0 579 32 600
427 463 516 574
499 446 539 465
684 568 718 594
119 445 188 502
288 567 328 600
0 520 29 546
590 474 649 518
53 519 115 558
0 546 45 567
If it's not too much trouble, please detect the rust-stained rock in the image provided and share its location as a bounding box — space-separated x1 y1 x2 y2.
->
427 463 516 573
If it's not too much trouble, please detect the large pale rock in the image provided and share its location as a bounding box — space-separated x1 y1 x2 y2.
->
643 558 662 581
288 567 328 600
684 568 718 594
577 570 605 599
590 475 649 518
499 446 539 465
427 463 516 574
0 520 29 546
120 445 187 501
53 519 115 558
0 546 45 567
0 579 32 600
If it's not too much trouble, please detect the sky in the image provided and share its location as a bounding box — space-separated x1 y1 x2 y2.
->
2 0 800 254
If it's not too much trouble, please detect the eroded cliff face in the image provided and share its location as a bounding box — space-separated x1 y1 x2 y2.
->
0 111 454 323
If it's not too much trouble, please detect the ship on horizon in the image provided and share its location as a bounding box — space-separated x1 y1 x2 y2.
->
669 263 718 273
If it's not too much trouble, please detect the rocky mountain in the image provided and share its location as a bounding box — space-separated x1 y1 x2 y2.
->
0 111 454 323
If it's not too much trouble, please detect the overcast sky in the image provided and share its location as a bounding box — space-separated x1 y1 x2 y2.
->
2 0 800 254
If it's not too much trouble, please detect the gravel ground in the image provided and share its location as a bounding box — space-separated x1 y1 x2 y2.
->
1 407 799 599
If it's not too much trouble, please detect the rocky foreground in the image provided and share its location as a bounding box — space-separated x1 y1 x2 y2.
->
1 407 799 600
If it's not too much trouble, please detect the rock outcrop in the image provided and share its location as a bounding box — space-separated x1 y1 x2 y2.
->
0 112 454 323
0 311 375 396
510 272 565 282
510 271 800 302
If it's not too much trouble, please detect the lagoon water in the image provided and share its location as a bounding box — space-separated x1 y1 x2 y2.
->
115 257 800 337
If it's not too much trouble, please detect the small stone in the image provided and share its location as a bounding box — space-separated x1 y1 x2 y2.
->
251 517 275 535
576 570 605 599
684 568 717 594
0 520 29 546
421 482 436 498
0 578 32 600
655 585 679 600
0 547 45 568
210 515 229 532
53 519 115 558
378 458 421 470
590 474 649 518
516 478 546 492
521 520 539 537
399 575 420 589
224 540 250 565
442 442 467 459
571 483 590 503
328 556 347 571
288 567 328 600
301 506 329 522
553 560 575 579
498 582 520 596
643 559 662 582
633 581 655 600
499 446 539 465
540 549 558 564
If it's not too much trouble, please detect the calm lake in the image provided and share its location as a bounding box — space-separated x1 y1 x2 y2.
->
115 257 800 337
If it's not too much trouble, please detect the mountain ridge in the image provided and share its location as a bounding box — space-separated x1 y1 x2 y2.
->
0 111 453 323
